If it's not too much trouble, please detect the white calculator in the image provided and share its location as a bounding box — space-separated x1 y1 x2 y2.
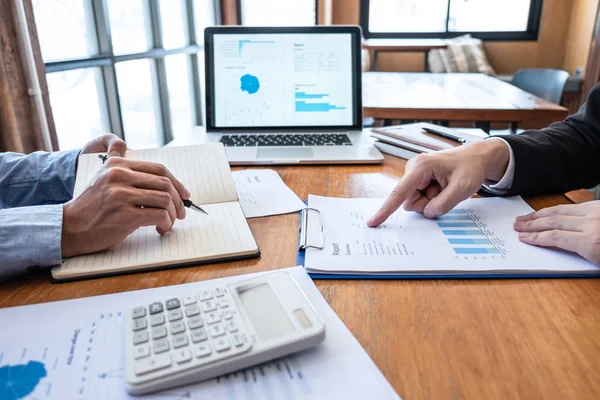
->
124 271 326 395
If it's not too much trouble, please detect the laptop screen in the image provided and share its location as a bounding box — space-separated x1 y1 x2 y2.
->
205 27 362 131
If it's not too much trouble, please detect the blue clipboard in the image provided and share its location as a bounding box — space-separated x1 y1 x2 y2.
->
296 203 600 280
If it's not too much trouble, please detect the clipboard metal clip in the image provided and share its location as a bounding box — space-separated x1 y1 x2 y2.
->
299 207 324 251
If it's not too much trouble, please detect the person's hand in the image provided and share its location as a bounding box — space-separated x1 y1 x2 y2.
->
61 158 192 258
81 133 127 157
514 201 600 265
367 139 511 227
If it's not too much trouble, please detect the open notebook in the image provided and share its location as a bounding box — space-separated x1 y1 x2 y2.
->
52 144 260 281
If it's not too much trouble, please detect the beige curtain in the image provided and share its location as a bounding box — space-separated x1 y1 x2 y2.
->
0 0 58 153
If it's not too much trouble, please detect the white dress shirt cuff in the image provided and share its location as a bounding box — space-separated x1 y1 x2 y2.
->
482 138 515 195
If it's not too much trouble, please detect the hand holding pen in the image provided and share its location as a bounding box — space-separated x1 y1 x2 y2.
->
99 154 207 215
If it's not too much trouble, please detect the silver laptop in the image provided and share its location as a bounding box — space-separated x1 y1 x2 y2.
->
202 26 382 165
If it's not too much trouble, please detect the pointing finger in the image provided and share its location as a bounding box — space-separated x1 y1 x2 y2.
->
367 168 432 227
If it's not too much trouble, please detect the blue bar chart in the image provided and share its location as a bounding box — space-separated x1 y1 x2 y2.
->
438 209 503 257
294 90 346 112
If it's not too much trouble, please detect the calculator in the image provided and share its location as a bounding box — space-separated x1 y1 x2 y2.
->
124 271 326 395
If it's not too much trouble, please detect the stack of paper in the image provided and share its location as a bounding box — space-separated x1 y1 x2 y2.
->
0 266 401 399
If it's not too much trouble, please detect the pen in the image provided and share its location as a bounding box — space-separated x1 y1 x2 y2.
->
98 154 208 215
183 199 208 215
422 127 466 144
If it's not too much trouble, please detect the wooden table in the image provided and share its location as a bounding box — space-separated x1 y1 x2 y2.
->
2 156 600 399
363 72 570 132
362 39 448 71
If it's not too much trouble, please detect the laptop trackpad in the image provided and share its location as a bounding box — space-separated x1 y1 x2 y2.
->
257 148 314 159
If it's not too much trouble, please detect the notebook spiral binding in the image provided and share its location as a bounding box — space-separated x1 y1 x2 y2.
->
299 207 324 251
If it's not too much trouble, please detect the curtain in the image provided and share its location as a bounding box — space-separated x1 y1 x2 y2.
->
0 0 58 153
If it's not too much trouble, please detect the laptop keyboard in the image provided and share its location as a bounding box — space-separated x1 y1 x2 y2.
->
219 133 353 147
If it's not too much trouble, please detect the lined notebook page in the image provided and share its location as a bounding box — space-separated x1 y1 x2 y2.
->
53 202 258 279
72 144 237 205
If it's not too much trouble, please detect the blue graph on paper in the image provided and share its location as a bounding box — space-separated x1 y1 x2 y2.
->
0 361 47 400
437 209 505 258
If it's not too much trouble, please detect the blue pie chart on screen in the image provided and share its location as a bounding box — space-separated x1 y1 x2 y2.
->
240 74 260 94
0 361 47 399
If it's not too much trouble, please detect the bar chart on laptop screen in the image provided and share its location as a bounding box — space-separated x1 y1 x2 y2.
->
438 209 507 260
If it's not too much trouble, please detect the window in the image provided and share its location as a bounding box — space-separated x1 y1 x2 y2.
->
361 0 543 40
33 0 219 150
238 0 317 26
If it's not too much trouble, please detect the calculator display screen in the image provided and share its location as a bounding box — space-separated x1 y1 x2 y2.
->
238 283 295 341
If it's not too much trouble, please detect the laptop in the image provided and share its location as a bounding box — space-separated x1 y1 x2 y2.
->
202 26 383 165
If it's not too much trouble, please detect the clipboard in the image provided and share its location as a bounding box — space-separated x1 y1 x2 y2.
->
296 204 600 280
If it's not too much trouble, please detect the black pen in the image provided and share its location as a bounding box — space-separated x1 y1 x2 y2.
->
422 127 466 144
98 154 208 215
183 199 208 215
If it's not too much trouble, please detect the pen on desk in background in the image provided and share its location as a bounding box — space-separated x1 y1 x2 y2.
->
98 154 208 215
422 127 467 144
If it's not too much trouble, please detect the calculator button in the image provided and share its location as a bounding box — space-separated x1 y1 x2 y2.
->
135 354 172 376
208 324 225 338
182 296 197 306
149 302 164 314
167 309 183 322
153 339 170 354
188 317 204 330
172 334 189 349
166 298 181 310
215 288 225 297
195 344 212 358
133 345 150 360
150 314 165 327
222 311 234 320
132 318 148 331
185 305 200 317
133 331 149 345
191 329 208 343
214 338 231 353
232 334 246 348
132 307 146 319
205 312 221 325
170 321 186 335
174 348 192 364
151 326 168 340
218 299 228 308
201 301 217 313
226 321 238 333
199 291 213 301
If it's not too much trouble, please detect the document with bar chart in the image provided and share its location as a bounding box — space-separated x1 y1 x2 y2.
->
303 195 600 277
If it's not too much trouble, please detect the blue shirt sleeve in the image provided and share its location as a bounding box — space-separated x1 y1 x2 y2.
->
0 150 79 208
0 150 79 279
0 204 64 280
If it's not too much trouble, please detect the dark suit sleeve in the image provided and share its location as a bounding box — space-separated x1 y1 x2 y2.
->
498 83 600 197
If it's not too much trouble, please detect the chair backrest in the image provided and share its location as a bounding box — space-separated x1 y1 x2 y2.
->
511 68 570 104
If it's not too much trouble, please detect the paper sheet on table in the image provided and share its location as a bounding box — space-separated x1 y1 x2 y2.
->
304 195 600 276
0 266 400 400
233 169 306 218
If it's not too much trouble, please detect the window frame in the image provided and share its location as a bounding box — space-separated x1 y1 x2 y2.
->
41 0 221 146
236 0 319 26
359 0 544 41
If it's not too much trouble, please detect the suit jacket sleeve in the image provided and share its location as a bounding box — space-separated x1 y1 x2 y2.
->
499 82 600 197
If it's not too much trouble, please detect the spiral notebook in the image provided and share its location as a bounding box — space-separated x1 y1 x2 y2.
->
52 144 260 281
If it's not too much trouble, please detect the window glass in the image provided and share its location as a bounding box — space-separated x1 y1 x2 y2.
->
116 60 163 149
47 68 111 150
32 0 98 62
241 0 315 26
